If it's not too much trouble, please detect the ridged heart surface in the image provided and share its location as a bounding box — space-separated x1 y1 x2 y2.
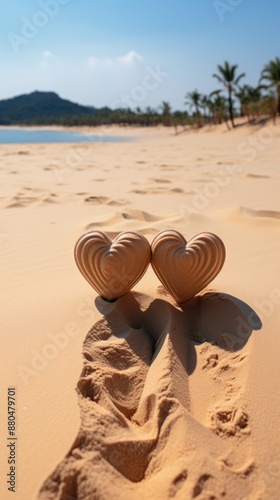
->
74 231 151 301
151 230 226 303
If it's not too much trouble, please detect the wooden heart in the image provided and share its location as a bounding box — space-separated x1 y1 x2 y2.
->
151 230 226 303
74 231 151 301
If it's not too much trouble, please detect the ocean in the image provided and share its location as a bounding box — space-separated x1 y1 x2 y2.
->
0 128 131 144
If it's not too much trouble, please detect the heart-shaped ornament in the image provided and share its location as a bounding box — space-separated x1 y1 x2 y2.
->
151 230 226 303
74 231 151 301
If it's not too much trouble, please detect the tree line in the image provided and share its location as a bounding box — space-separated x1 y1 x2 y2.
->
60 56 280 130
184 57 280 130
2 57 279 130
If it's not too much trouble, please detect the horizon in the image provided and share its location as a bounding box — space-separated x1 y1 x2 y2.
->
1 0 280 111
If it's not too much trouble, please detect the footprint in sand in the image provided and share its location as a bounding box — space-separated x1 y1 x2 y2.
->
192 293 261 441
201 343 250 437
84 195 129 206
85 209 165 231
2 188 59 208
130 187 188 195
39 291 262 500
121 209 161 222
240 207 280 220
245 173 270 179
150 177 172 184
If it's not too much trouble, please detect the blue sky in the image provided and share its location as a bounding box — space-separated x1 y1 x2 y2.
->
1 0 279 110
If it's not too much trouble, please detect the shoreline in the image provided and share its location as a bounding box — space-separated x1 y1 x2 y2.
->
0 117 279 138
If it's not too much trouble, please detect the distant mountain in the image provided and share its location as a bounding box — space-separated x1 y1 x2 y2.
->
0 91 97 125
0 90 185 127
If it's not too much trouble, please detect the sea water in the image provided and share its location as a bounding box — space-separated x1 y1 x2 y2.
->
0 128 131 144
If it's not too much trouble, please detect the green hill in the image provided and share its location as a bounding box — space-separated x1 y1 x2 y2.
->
0 91 97 125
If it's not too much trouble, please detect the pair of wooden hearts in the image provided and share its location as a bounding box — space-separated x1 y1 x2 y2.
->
74 230 226 304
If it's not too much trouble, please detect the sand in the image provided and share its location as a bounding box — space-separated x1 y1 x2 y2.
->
1 121 280 499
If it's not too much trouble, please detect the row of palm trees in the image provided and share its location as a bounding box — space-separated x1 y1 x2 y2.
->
26 57 279 129
185 57 280 129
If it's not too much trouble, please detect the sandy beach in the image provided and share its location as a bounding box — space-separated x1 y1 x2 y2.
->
1 122 280 499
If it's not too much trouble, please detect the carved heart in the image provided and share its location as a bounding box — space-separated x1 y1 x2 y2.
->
151 230 226 303
74 231 151 301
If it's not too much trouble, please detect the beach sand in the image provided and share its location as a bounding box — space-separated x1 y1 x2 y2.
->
1 122 280 499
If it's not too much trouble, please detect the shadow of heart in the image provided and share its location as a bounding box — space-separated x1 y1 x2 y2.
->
178 291 262 373
94 290 262 376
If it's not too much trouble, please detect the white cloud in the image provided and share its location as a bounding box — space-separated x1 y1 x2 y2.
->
43 50 53 59
86 51 143 69
87 56 99 68
117 51 143 65
39 51 54 69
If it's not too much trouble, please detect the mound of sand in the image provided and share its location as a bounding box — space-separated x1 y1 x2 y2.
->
39 290 262 499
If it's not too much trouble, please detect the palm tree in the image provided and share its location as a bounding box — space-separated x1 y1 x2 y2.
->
200 94 211 123
235 85 262 123
173 110 188 131
144 106 160 127
185 90 201 115
213 61 245 128
260 93 278 124
208 91 229 127
185 90 202 126
160 101 172 126
259 57 280 116
235 85 249 117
